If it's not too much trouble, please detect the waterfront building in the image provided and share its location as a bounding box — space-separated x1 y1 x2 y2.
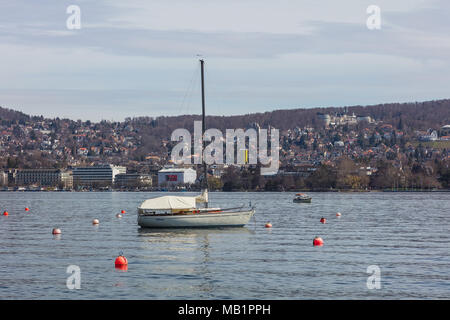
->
115 173 152 187
7 169 17 184
72 164 126 187
158 167 197 186
15 169 72 188
61 171 73 189
0 171 8 186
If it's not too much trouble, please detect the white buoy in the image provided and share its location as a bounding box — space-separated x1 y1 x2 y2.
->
92 219 100 225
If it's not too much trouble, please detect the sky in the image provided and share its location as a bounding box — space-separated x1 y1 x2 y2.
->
0 0 449 121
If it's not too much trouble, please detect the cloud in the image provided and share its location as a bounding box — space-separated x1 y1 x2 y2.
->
1 0 449 61
0 0 449 121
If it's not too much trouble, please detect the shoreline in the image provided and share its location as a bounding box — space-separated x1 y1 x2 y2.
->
1 189 449 193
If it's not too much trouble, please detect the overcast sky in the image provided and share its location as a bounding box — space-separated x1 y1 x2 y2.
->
0 0 449 121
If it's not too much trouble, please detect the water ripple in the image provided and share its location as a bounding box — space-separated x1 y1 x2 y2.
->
0 191 449 299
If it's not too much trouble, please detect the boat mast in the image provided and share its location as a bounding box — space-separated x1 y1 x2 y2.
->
200 59 209 207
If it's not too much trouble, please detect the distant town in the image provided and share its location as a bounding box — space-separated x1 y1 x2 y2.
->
0 99 449 191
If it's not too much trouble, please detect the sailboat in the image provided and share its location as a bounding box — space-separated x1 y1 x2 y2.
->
137 60 255 228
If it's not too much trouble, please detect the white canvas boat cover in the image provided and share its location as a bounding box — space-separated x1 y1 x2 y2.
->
139 196 196 210
195 189 209 203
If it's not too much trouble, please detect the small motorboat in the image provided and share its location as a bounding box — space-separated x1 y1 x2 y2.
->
293 193 312 203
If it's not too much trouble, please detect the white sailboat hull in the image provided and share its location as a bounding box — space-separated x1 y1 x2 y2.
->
137 209 255 228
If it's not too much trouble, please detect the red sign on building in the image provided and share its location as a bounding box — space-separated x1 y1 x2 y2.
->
166 175 178 182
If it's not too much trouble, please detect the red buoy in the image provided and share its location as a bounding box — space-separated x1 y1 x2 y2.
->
121 210 126 214
115 255 128 267
313 237 324 246
320 217 326 224
265 222 272 228
25 207 30 212
3 211 8 216
52 228 61 235
115 264 128 271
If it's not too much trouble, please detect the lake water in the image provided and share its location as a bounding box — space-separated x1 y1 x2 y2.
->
0 191 449 299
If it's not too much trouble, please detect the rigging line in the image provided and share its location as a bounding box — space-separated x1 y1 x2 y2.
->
183 74 198 116
178 70 195 115
185 69 200 116
178 63 199 116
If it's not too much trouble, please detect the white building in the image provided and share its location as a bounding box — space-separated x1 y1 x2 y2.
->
73 164 126 187
317 112 358 127
0 171 8 186
441 125 450 136
419 130 438 142
158 168 197 186
357 115 373 123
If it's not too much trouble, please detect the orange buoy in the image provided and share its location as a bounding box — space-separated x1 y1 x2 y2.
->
116 213 122 218
121 210 126 214
265 222 272 228
3 211 8 216
320 217 326 224
313 236 324 246
92 219 99 225
336 212 342 217
25 207 30 212
52 228 61 235
115 255 128 267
